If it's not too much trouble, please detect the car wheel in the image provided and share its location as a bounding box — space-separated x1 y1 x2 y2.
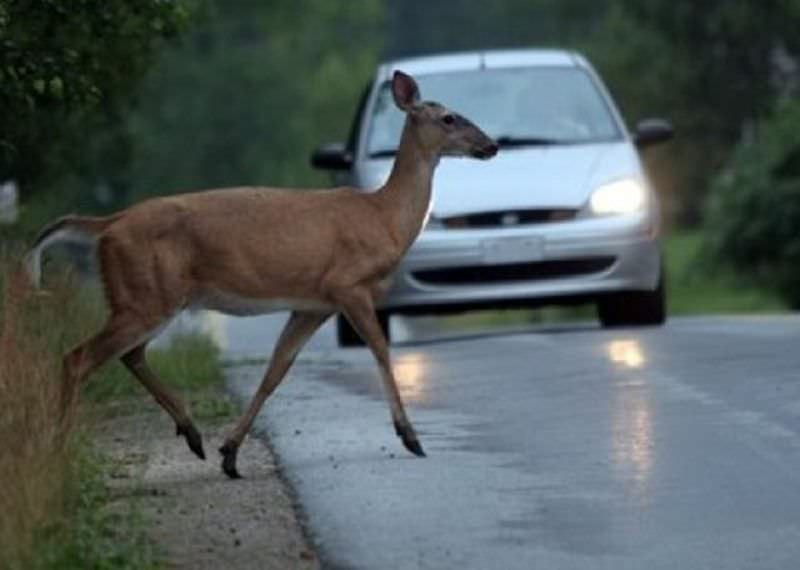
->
597 272 666 328
336 312 391 348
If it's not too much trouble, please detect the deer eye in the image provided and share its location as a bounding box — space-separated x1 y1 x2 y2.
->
441 114 455 126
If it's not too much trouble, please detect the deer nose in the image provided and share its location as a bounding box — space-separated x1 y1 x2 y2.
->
476 142 498 159
471 141 499 160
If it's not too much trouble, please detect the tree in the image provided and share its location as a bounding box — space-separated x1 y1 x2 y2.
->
385 0 608 58
589 0 800 223
0 0 190 195
123 0 384 198
704 99 800 307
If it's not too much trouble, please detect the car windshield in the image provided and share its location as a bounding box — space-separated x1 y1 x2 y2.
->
366 66 621 157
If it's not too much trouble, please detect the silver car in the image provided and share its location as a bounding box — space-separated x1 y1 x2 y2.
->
312 49 673 346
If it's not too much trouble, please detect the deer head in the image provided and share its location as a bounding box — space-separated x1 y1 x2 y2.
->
391 70 498 160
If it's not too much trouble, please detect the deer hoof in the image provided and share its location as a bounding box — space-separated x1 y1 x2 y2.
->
394 422 426 457
176 423 206 460
219 441 242 479
402 436 426 457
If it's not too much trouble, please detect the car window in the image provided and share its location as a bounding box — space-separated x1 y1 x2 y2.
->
366 66 621 157
346 81 373 153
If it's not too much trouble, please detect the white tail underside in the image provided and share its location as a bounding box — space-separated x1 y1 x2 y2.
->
25 227 96 288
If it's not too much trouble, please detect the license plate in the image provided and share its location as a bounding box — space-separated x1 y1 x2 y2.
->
481 235 544 264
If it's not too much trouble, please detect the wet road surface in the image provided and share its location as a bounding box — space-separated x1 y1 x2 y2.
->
210 314 800 569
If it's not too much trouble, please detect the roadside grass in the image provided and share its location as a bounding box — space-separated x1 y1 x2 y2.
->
0 249 228 570
85 332 235 425
437 228 787 332
665 229 786 315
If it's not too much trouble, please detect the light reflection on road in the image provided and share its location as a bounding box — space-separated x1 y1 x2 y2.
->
608 338 654 501
161 311 431 407
393 352 429 404
608 339 645 369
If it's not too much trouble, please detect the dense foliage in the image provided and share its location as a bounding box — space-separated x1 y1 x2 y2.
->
126 0 383 198
1 0 384 237
0 0 190 194
704 100 800 308
384 0 606 58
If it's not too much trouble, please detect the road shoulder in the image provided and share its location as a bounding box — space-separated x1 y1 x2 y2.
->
95 398 319 570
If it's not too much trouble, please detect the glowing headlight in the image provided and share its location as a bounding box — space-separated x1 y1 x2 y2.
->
589 179 646 215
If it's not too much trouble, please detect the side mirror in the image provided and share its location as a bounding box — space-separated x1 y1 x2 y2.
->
633 118 674 149
310 143 352 171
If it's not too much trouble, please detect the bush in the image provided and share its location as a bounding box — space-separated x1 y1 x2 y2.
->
0 251 216 569
0 253 100 569
704 99 800 308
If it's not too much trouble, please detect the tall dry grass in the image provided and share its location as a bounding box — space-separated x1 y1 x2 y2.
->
0 251 105 569
0 245 227 568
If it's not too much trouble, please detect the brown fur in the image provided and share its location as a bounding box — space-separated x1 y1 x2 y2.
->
32 71 497 476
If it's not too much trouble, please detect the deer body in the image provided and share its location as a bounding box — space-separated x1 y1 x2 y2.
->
98 186 408 314
28 71 497 478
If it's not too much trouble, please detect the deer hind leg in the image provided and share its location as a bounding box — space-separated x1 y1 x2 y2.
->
338 290 425 457
60 313 158 423
219 310 330 479
121 344 205 460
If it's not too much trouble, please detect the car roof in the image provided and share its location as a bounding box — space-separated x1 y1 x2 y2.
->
378 49 587 79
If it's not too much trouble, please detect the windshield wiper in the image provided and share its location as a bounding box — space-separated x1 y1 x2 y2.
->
369 136 572 158
368 149 397 158
494 136 571 148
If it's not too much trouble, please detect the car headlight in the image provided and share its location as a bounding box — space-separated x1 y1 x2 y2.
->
589 179 646 215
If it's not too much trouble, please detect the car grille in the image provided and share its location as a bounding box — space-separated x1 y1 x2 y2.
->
411 256 616 286
442 209 577 229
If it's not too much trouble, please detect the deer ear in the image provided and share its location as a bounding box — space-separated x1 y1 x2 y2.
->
392 71 420 112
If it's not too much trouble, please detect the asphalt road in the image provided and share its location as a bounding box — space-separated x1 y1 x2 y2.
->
213 313 800 570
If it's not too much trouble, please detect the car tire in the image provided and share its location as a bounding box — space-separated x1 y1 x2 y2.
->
336 312 391 348
597 272 667 328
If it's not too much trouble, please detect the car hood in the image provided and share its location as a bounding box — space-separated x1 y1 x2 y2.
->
359 142 643 217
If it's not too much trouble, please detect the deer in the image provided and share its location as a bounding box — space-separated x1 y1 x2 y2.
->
26 71 498 478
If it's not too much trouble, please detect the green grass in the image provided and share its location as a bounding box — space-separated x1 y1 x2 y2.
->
665 229 786 315
85 332 235 424
30 444 161 570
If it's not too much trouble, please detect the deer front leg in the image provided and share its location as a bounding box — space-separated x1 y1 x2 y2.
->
220 310 331 479
121 344 205 460
338 291 426 457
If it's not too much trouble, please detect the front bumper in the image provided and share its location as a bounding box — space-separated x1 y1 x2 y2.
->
380 212 661 314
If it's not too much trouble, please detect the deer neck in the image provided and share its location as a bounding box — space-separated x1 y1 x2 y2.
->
377 118 439 251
